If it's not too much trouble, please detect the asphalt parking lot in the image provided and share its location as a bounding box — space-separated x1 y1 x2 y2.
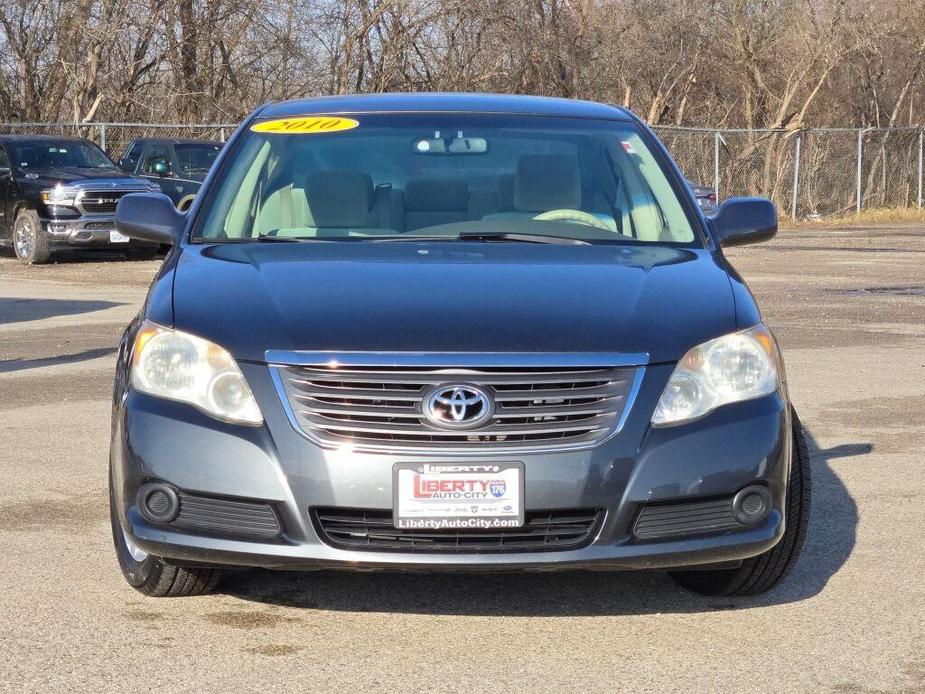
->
1 227 923 693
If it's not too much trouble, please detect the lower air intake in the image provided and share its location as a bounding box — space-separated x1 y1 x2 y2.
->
167 491 282 540
312 507 603 553
633 497 743 540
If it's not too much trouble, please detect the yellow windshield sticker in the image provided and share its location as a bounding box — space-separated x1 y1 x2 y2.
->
251 116 359 134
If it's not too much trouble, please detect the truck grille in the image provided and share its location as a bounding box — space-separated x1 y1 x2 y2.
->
78 191 130 213
274 364 639 452
312 507 603 552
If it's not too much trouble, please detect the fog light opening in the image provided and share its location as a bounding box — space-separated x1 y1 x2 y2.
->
732 485 772 525
137 482 180 523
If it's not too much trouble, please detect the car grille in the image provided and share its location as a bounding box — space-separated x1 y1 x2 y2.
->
633 497 741 540
312 507 603 553
78 191 130 213
274 364 638 451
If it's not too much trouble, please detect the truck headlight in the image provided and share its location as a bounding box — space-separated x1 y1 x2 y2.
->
652 324 781 427
131 321 262 425
40 185 79 207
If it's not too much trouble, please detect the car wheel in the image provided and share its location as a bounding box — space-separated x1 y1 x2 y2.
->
669 406 811 597
13 209 51 264
109 469 222 597
126 246 159 261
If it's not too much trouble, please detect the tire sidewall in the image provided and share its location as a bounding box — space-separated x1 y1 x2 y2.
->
108 467 157 587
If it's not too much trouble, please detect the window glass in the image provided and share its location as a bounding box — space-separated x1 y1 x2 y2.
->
196 114 698 246
174 143 221 177
141 145 172 175
12 140 116 170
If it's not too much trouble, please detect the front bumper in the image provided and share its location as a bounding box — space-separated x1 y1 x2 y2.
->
40 213 156 248
111 362 791 572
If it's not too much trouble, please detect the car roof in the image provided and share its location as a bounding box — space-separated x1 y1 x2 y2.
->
131 137 222 145
257 93 633 121
0 134 93 144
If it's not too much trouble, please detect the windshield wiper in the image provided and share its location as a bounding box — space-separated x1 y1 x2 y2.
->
456 232 591 245
255 234 322 242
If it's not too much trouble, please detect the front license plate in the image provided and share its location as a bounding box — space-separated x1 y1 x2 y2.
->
393 462 524 530
109 230 130 243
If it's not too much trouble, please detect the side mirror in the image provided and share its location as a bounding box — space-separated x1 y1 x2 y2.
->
115 193 185 245
153 160 170 176
711 197 777 247
118 158 134 172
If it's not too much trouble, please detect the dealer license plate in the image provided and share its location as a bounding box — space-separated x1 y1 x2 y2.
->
109 230 130 243
393 462 524 530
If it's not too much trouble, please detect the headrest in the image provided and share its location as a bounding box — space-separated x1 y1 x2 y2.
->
497 174 515 211
404 178 469 211
304 170 373 227
514 154 581 212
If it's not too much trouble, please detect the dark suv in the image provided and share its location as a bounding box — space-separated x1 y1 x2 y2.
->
110 94 810 599
118 138 222 211
0 135 158 264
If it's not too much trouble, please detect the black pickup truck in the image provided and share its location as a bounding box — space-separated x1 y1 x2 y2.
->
117 138 222 211
0 135 159 264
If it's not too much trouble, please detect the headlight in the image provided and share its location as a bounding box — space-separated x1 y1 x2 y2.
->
40 185 79 207
131 321 262 425
652 324 780 427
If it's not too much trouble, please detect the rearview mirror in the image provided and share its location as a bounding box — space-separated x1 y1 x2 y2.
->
115 193 185 245
711 197 777 247
412 137 488 154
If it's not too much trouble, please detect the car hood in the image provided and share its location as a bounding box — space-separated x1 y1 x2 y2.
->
17 167 140 185
171 242 736 364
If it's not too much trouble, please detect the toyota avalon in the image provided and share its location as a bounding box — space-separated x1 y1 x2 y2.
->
109 93 810 598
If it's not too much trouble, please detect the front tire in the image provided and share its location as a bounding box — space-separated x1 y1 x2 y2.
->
669 407 811 597
13 209 51 264
109 470 222 597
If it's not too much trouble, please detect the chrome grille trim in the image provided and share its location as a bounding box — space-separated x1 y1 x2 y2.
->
270 356 644 453
76 191 130 214
264 350 649 368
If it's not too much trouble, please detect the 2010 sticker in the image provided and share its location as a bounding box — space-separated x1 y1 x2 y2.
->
250 116 359 134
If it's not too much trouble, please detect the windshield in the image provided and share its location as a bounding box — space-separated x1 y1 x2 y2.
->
196 114 698 245
12 140 116 171
175 143 222 177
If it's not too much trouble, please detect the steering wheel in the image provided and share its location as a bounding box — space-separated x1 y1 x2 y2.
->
532 209 612 231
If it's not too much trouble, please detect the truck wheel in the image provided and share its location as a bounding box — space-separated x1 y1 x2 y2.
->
669 406 811 597
109 470 222 597
13 209 51 264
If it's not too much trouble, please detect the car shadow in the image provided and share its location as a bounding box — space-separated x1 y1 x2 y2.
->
0 297 122 325
222 423 862 615
0 346 117 374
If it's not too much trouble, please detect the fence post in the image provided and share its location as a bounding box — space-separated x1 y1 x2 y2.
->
99 123 107 152
856 128 866 214
918 129 923 209
713 131 720 200
791 133 801 219
220 128 226 142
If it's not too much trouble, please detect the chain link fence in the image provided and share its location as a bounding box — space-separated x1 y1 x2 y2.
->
0 121 922 218
653 125 924 218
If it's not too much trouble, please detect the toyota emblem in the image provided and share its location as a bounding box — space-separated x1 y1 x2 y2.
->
423 384 494 430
